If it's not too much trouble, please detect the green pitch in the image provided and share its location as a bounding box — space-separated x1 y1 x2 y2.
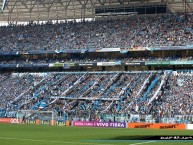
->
0 124 193 145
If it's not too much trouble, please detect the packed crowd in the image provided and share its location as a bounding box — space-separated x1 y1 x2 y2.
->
157 73 193 117
0 56 193 64
0 14 193 51
0 71 192 122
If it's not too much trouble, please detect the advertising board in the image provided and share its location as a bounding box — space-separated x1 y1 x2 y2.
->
73 121 126 128
128 123 185 130
0 118 20 124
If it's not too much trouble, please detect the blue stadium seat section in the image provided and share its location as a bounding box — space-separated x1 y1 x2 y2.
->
0 71 193 120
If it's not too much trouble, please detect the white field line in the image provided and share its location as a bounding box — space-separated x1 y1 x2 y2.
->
0 137 111 145
129 141 156 145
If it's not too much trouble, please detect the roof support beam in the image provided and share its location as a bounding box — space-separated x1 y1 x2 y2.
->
20 0 30 12
166 0 175 13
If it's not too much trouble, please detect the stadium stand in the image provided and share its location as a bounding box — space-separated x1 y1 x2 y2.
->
0 0 193 125
0 70 192 123
0 14 192 51
0 56 193 65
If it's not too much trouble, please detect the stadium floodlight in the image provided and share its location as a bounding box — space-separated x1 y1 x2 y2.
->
1 0 7 11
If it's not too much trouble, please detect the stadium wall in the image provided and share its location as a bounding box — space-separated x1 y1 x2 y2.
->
1 118 193 130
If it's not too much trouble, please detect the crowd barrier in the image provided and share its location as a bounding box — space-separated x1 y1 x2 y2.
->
1 118 193 130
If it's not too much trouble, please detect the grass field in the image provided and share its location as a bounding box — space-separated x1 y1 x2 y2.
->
0 124 193 145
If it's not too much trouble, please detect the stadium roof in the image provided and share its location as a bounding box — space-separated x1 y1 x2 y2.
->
0 0 193 23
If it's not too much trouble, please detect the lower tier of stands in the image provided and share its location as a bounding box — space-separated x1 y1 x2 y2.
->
0 70 192 123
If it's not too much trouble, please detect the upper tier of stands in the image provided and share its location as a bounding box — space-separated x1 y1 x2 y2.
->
0 14 193 51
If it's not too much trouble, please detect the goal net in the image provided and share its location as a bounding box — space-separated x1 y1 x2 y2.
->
16 110 55 125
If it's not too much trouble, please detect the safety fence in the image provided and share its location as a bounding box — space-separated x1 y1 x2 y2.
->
1 118 193 130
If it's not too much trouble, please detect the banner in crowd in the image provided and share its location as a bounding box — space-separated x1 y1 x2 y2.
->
145 61 193 66
65 63 75 67
124 62 145 66
0 64 16 68
97 62 116 66
74 63 97 66
27 50 49 54
2 61 193 70
0 45 193 56
128 47 146 51
120 49 128 53
115 61 122 65
18 64 33 68
87 49 96 52
145 61 170 66
32 64 49 68
0 52 18 55
96 48 120 52
73 121 126 128
0 118 20 124
170 61 193 65
0 64 49 69
49 63 75 68
63 63 75 69
49 63 64 67
149 46 193 51
128 122 185 130
59 49 83 53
